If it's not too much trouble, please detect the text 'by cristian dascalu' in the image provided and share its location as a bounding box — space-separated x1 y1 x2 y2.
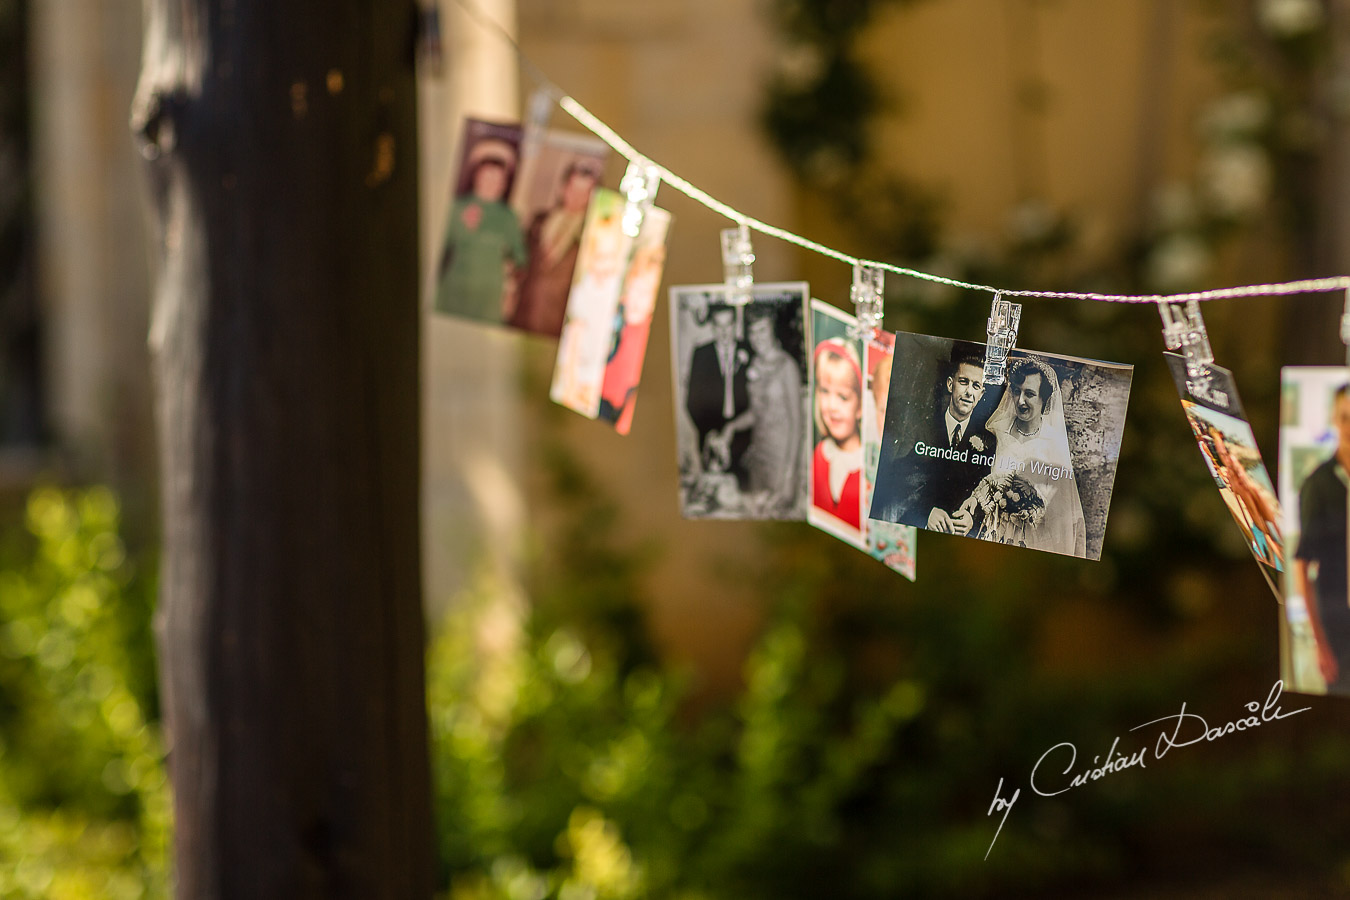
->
984 680 1310 859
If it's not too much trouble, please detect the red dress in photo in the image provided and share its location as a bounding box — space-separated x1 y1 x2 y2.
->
600 320 651 435
812 441 861 529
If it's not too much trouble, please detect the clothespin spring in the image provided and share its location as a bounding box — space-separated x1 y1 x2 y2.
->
620 160 660 238
721 223 755 306
984 292 1022 386
1159 298 1214 383
849 263 885 341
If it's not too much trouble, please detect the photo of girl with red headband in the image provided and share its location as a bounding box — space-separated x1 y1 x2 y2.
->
809 300 868 548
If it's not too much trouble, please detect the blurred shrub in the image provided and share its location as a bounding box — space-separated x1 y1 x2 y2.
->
429 428 1350 899
428 443 1089 899
430 560 1137 898
0 487 168 899
431 570 935 900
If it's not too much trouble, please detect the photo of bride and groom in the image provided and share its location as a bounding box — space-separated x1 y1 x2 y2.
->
869 333 1133 560
671 284 810 520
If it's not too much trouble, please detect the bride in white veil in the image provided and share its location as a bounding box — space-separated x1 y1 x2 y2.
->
973 355 1088 556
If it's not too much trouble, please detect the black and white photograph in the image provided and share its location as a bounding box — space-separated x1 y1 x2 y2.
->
1279 366 1350 697
869 334 1133 560
671 283 809 520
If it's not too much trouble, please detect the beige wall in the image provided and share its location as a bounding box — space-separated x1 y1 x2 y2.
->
498 0 1241 694
30 0 155 494
26 0 1246 690
787 1 1245 303
417 0 800 686
863 0 1220 249
509 0 798 693
420 0 528 615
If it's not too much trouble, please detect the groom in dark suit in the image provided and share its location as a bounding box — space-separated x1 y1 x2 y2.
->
871 345 997 534
686 302 752 486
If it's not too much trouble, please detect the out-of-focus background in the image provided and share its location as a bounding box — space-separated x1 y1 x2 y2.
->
3 0 1350 896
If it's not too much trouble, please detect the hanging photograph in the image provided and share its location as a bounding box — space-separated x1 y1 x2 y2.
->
1279 366 1350 698
433 120 609 329
595 221 668 434
863 329 918 580
507 129 610 336
433 118 527 323
671 283 809 520
808 301 868 549
869 333 1132 560
551 192 671 423
1165 354 1283 573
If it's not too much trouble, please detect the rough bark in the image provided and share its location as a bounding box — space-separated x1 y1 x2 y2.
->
132 1 433 896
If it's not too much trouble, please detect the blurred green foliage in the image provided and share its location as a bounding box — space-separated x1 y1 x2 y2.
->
0 488 168 899
429 442 1350 898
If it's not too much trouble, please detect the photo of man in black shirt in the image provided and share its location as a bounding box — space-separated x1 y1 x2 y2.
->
1293 383 1350 691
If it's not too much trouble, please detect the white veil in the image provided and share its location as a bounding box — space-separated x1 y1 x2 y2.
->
983 355 1087 556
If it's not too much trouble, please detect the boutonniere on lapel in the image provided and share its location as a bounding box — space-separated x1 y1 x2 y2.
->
969 434 986 453
736 348 750 369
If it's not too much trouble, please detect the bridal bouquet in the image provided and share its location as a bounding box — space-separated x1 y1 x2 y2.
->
969 472 1047 545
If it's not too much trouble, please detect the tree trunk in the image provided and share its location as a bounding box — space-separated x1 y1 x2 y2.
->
132 2 433 897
